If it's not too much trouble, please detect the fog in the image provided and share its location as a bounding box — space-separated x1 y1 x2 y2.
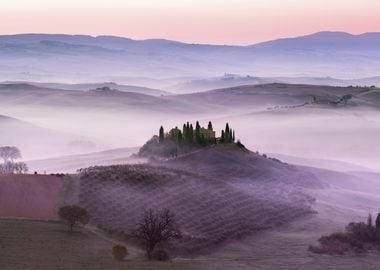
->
0 82 379 172
0 33 379 171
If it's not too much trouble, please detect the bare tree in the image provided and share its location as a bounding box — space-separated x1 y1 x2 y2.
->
133 209 181 259
13 162 29 174
58 205 89 232
0 146 21 163
0 146 26 175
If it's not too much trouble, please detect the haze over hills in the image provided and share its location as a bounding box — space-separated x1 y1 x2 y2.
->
0 114 95 159
168 74 380 93
1 32 380 83
1 82 379 168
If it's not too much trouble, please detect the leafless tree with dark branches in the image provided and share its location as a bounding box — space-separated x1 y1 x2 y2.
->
133 208 181 259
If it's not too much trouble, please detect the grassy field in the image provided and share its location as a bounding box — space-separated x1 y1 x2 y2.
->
2 217 380 270
0 219 208 270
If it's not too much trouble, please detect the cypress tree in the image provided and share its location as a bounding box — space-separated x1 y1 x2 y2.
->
229 128 233 143
232 130 235 142
221 130 225 143
182 124 187 140
189 124 194 142
178 130 183 142
159 126 164 143
195 121 201 144
208 121 213 131
186 122 190 142
225 123 230 143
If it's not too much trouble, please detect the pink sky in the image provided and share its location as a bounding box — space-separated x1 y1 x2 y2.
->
1 0 380 45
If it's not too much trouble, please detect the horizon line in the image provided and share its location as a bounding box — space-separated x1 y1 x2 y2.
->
0 30 378 46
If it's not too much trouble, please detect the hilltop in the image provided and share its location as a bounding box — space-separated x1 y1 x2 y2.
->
138 121 239 159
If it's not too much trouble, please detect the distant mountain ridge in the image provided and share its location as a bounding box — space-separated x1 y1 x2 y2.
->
251 31 380 50
1 32 380 81
2 31 380 48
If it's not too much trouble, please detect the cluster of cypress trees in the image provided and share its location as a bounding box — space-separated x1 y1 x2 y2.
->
182 122 194 143
220 123 235 143
182 121 215 145
158 121 235 145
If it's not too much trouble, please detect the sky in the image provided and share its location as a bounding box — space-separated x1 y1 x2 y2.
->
1 0 380 45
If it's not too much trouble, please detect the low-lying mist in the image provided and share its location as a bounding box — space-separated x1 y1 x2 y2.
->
0 83 378 172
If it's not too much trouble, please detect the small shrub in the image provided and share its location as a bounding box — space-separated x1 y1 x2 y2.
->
112 244 128 261
309 214 380 255
236 140 245 148
151 249 170 261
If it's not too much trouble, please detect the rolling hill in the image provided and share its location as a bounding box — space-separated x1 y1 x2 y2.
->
167 74 380 93
2 81 171 96
75 144 320 254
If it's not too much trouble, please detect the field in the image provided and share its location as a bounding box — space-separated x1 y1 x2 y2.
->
0 175 63 219
0 219 257 270
1 165 380 269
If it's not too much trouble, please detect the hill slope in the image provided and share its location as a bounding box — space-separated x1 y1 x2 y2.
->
9 81 171 96
76 145 320 254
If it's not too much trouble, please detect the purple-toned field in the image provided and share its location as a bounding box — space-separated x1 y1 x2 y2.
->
0 175 62 219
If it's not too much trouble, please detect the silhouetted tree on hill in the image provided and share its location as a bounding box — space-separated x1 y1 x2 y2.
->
208 121 213 131
220 130 225 143
159 126 164 143
225 123 230 142
189 124 194 142
376 213 380 229
195 121 201 143
133 209 181 259
177 130 183 141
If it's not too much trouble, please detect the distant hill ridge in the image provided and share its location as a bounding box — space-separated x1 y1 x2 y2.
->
1 32 380 79
1 31 380 48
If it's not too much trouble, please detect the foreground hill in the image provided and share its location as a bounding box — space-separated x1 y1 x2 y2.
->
2 148 380 268
75 144 319 254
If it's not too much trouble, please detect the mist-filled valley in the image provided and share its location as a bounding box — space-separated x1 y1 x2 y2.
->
1 31 380 270
0 81 379 171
